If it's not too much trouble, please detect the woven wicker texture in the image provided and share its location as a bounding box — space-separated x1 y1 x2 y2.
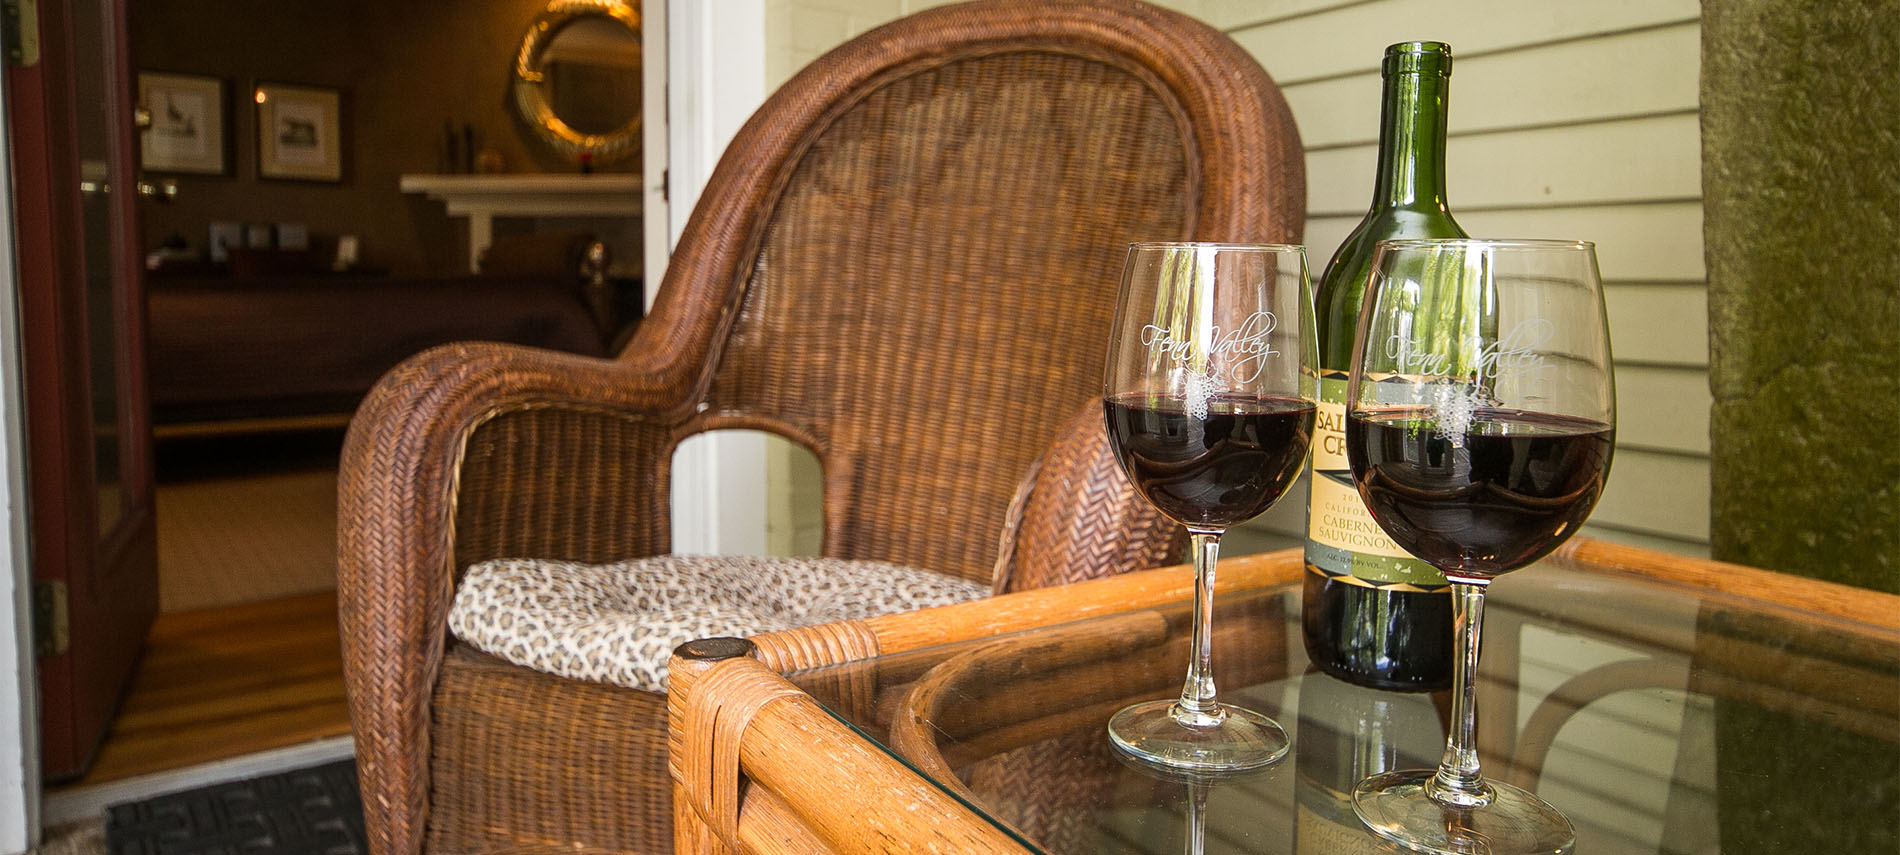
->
337 2 1303 854
707 50 1189 583
452 407 671 572
995 399 1187 593
427 646 664 855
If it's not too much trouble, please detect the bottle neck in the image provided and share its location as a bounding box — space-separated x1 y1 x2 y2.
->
1370 70 1452 213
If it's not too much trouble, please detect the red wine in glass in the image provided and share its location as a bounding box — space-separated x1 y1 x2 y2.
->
1348 407 1612 577
1105 393 1314 530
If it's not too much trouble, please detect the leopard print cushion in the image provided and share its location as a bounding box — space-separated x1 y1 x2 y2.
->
448 555 990 692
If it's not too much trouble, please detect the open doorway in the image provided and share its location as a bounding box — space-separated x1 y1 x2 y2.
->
40 0 656 812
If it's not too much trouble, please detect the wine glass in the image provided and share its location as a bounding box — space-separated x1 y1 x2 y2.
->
1345 239 1615 854
1102 242 1318 773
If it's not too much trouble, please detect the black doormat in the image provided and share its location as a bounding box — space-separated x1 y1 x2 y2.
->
104 759 365 855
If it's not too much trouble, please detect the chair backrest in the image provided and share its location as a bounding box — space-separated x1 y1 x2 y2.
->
627 0 1303 582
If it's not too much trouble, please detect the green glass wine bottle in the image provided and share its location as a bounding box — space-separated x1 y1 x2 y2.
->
1301 41 1465 691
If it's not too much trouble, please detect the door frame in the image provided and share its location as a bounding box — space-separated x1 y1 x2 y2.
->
0 77 44 855
662 0 769 556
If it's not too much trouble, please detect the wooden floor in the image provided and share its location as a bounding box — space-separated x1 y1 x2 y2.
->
51 591 351 789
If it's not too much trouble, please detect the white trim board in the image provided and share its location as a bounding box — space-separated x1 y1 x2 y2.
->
664 0 770 556
641 0 670 311
0 66 39 855
40 736 355 827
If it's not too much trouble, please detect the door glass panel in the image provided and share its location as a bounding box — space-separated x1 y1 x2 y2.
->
72 0 126 534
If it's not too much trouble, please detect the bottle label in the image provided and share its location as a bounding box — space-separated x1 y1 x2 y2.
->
1304 373 1449 591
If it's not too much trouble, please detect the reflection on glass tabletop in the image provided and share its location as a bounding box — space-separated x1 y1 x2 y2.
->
778 547 1899 854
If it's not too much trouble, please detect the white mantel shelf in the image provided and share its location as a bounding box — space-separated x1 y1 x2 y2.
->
400 173 642 269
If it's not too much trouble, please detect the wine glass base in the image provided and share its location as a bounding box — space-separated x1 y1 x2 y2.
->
1106 699 1289 775
1353 769 1575 855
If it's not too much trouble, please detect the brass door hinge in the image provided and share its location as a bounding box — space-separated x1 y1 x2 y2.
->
2 0 39 68
34 579 67 657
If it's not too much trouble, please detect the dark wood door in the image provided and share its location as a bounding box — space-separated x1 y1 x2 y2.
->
6 0 159 780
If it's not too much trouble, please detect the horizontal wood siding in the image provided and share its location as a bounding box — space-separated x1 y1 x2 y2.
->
1306 114 1704 213
1185 0 1710 557
1605 284 1709 367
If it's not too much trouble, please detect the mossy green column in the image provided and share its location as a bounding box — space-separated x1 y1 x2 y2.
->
1703 0 1899 592
1701 6 1898 852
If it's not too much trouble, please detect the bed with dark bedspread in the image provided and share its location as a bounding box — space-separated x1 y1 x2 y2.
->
146 233 631 426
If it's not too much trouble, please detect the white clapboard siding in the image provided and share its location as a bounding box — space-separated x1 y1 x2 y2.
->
765 0 902 86
1283 23 1702 148
1593 448 1711 541
1307 113 1703 215
1225 0 1697 83
1306 203 1706 282
1616 365 1711 455
1178 0 1358 31
1605 284 1709 367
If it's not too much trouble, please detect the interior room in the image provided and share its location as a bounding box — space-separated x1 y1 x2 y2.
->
41 0 653 810
129 0 647 597
4 0 1893 854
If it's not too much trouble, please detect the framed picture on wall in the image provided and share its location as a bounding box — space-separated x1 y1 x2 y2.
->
254 82 342 182
138 72 225 174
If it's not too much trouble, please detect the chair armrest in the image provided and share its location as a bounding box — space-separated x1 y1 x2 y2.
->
669 649 1036 854
990 398 1186 593
338 340 689 855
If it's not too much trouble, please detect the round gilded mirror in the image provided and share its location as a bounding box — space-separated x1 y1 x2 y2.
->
511 0 642 165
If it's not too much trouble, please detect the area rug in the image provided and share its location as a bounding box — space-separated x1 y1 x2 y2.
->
104 759 363 855
155 466 340 614
155 427 344 614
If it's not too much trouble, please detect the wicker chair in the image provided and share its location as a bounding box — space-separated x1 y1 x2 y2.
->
336 1 1303 853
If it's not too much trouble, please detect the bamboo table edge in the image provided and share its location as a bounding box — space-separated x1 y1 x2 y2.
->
750 546 1307 673
755 539 1898 678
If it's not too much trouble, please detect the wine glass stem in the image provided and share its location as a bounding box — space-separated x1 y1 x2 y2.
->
1184 781 1209 855
1173 529 1224 727
1429 579 1494 808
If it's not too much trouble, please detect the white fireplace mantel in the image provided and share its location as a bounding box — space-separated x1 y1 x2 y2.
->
400 173 642 270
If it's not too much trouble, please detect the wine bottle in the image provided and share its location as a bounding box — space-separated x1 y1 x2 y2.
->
1302 41 1464 691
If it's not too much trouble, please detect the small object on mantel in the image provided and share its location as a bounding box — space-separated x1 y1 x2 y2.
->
334 235 360 271
441 121 459 174
208 221 243 264
475 147 505 174
276 223 309 251
578 151 594 174
145 234 195 271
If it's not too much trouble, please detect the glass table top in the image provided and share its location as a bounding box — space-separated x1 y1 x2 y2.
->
783 560 1899 854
